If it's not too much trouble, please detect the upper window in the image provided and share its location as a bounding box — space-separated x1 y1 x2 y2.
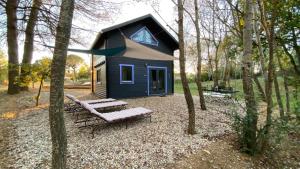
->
130 27 159 46
120 64 134 84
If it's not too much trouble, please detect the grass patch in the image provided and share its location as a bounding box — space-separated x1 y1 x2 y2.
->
174 77 295 108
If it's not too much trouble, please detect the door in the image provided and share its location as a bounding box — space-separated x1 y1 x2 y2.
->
148 67 167 95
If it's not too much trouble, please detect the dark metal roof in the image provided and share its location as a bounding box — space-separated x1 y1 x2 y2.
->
90 14 178 50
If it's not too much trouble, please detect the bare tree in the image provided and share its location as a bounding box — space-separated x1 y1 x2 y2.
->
184 0 207 110
48 0 74 168
176 0 197 134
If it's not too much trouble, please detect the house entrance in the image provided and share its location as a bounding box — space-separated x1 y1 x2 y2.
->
148 67 167 95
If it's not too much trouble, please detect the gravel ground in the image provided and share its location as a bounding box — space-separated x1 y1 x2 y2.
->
6 94 241 169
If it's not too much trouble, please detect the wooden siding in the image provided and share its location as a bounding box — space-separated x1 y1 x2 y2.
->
93 40 107 98
94 56 107 98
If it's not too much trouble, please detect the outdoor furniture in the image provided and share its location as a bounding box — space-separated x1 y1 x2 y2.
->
65 94 115 105
88 101 128 110
81 102 153 138
65 94 121 122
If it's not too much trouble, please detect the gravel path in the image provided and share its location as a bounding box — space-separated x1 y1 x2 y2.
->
6 94 240 169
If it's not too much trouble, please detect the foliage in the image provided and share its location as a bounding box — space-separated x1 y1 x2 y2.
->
66 54 84 82
0 50 8 84
32 57 52 80
77 63 89 80
32 57 52 106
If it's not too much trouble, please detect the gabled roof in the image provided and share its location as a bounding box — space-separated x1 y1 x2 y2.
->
91 14 178 50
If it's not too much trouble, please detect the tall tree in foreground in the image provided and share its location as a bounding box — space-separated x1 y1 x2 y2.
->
177 0 196 134
20 0 42 91
241 0 258 154
6 0 19 94
48 0 74 168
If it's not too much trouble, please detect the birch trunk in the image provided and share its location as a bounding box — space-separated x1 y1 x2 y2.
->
6 0 19 94
177 0 196 134
49 0 74 168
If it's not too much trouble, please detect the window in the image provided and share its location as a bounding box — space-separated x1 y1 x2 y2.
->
120 64 134 84
130 27 159 46
96 69 101 83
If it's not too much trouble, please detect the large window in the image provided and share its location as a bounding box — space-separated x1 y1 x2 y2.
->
96 69 101 83
120 64 134 84
130 27 159 46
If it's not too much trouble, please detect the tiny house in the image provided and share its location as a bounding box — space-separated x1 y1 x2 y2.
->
90 14 179 98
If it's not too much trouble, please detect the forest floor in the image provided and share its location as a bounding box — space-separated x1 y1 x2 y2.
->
0 86 299 168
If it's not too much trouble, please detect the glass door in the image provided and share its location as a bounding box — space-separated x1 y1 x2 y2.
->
149 68 166 95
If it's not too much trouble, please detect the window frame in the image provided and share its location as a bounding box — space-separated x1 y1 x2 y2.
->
130 26 159 46
96 68 101 84
119 64 134 84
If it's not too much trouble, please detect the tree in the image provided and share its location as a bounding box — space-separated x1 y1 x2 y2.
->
32 57 52 106
241 0 258 154
19 0 42 91
177 0 197 134
0 50 8 84
48 0 74 168
66 54 84 83
77 63 90 80
183 0 207 110
6 0 19 94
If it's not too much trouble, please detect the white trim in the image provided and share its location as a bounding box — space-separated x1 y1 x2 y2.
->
130 26 159 46
147 66 167 95
120 64 134 84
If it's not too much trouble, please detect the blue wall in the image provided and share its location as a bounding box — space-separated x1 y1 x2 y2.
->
107 57 173 98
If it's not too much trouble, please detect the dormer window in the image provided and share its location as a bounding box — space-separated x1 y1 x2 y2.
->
130 27 159 46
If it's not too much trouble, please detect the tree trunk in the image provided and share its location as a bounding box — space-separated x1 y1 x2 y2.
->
73 68 76 83
258 0 276 151
242 0 258 154
213 49 220 88
20 0 42 91
194 0 206 110
273 70 284 118
254 13 268 86
177 0 196 135
223 53 230 87
277 56 290 113
36 78 43 106
49 0 74 168
253 74 266 102
6 0 19 94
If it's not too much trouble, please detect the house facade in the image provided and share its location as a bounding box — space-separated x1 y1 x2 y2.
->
90 14 179 98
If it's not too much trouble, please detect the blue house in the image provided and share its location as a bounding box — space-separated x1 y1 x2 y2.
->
90 14 179 98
